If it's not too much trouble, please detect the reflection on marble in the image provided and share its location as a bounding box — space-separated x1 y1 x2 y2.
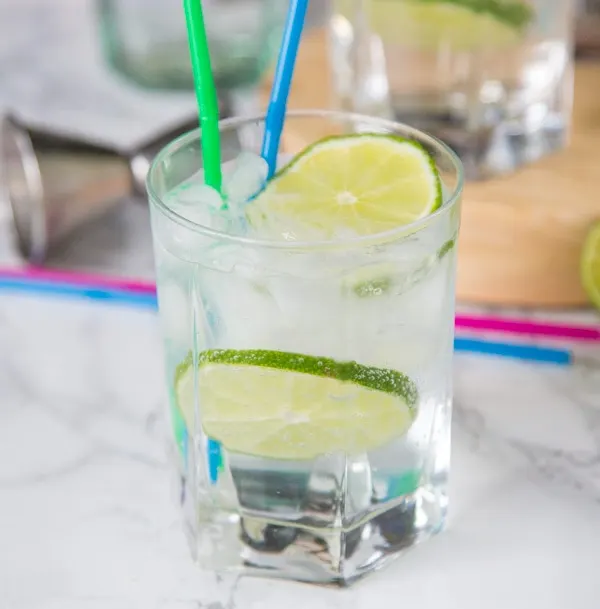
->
0 289 599 609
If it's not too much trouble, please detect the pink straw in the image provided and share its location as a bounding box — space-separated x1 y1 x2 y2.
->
455 313 600 343
0 266 156 295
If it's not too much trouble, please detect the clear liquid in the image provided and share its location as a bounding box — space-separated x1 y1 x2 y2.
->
152 184 458 583
329 0 574 179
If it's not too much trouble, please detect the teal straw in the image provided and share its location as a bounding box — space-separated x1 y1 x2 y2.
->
182 0 222 192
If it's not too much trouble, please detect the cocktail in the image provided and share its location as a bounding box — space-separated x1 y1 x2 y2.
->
329 0 574 179
147 110 463 584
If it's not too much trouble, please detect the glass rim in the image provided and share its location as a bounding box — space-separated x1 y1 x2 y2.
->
146 109 464 252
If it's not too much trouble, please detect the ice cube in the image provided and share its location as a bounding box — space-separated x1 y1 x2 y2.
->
223 152 269 212
168 183 223 220
161 183 224 259
157 280 192 350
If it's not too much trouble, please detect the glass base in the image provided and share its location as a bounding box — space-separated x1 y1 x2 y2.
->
186 485 447 586
176 429 450 587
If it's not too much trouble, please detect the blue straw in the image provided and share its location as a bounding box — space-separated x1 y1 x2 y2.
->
261 0 310 178
0 277 158 310
454 337 572 366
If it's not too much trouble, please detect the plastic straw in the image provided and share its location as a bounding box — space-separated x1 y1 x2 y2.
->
454 338 572 366
183 0 222 192
0 267 156 295
456 313 600 343
0 275 157 309
0 274 575 367
261 0 310 178
1 267 598 348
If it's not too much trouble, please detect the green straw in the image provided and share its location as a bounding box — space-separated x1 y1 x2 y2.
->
182 0 222 193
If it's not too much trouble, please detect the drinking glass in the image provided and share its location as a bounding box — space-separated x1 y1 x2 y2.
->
329 0 575 179
146 110 463 584
97 0 286 90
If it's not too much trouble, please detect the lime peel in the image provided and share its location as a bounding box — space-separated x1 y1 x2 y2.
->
198 349 418 406
581 221 600 311
412 0 534 30
367 0 533 50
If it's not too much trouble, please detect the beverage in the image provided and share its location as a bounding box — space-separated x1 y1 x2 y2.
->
329 0 574 179
147 111 463 585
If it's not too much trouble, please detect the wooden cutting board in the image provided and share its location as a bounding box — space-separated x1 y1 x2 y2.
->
260 30 600 308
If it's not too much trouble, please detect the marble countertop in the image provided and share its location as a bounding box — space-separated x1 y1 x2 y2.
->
1 280 600 609
1 1 600 608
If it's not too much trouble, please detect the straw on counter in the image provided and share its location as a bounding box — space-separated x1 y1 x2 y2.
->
454 338 572 366
455 313 600 342
1 266 598 344
183 0 222 192
261 0 310 177
0 267 157 309
0 267 156 295
0 266 583 367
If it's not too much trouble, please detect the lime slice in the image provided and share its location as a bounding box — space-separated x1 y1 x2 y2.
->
246 134 442 240
366 0 534 50
175 349 418 460
581 221 600 311
344 237 456 299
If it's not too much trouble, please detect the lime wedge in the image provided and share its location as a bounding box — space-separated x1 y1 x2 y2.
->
246 134 442 240
581 221 600 311
367 0 534 50
175 350 418 460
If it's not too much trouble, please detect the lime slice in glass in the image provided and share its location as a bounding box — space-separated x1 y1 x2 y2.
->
246 134 442 240
581 221 600 311
175 350 418 460
367 0 534 50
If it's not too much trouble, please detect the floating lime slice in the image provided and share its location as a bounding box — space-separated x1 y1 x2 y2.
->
175 350 418 460
581 221 600 311
246 134 442 240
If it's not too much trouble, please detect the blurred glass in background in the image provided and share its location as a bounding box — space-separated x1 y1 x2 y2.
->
329 0 575 180
575 0 600 55
97 0 287 92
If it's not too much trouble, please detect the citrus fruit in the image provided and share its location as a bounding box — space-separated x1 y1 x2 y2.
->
175 349 418 460
581 221 600 311
246 134 442 240
365 0 533 50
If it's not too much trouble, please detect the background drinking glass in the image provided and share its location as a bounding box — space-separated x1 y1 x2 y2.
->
328 0 575 179
97 0 287 91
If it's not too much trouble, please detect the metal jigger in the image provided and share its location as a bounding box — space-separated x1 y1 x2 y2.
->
0 113 203 264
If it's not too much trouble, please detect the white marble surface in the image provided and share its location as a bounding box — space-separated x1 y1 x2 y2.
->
1 289 600 609
1 0 600 607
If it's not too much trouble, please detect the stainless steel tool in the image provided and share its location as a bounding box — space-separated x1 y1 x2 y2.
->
0 114 202 264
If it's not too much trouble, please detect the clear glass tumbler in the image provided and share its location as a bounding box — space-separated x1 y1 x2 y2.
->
147 111 463 585
329 0 575 179
97 0 286 90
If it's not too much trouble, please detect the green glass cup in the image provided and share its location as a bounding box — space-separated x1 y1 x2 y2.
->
97 0 287 91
